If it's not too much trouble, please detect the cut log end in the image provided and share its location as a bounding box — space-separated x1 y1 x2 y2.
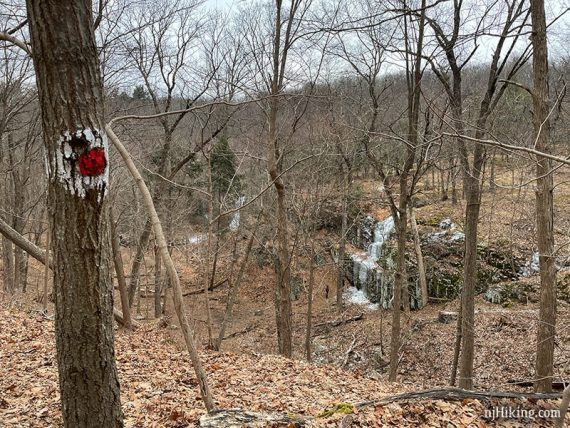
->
438 311 458 324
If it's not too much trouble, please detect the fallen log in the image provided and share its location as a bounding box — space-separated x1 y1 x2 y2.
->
342 334 358 367
114 308 139 330
356 387 562 408
315 313 364 329
428 296 452 303
183 278 229 296
223 325 255 340
200 409 305 427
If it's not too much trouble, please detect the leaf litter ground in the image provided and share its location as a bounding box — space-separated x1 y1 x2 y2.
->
1 304 568 427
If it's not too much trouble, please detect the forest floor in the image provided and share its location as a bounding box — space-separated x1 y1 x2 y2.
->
0 300 568 427
2 166 570 426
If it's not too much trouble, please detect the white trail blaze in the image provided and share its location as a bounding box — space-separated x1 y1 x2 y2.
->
51 127 109 200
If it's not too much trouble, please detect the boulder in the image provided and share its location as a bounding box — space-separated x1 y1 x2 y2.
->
484 279 540 305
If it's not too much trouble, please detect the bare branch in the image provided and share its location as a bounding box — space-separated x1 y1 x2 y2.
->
0 31 31 56
440 132 570 167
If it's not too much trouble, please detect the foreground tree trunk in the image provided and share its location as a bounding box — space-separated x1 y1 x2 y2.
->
530 0 557 393
306 232 316 362
389 210 407 381
26 1 123 426
438 0 529 390
458 168 481 389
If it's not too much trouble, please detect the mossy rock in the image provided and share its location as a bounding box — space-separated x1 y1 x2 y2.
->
424 256 463 300
314 252 327 267
484 280 539 305
477 244 522 281
252 245 271 268
416 217 440 227
317 403 354 418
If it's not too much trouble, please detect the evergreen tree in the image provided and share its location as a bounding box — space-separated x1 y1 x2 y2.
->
132 84 149 100
211 136 241 203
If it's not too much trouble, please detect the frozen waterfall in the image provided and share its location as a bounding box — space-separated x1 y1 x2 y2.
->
348 216 396 308
229 196 246 231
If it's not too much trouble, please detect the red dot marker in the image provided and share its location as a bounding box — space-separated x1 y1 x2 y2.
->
78 148 106 176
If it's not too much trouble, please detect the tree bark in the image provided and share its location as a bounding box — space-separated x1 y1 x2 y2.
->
306 237 315 362
489 149 497 192
204 158 216 348
8 135 27 292
128 219 151 306
389 211 408 382
26 1 123 426
110 208 132 330
2 234 15 294
267 0 293 358
42 214 50 310
409 206 427 308
388 3 425 379
153 243 162 318
336 172 348 313
458 167 481 390
530 0 557 394
450 302 463 385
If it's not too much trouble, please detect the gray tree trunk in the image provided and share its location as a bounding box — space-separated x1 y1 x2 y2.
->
128 219 151 306
153 243 162 318
336 172 348 313
2 236 14 294
111 208 132 330
409 206 427 308
214 229 256 351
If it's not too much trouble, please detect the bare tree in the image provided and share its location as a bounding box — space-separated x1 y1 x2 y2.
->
0 40 38 295
530 0 557 394
241 0 315 356
107 125 216 412
422 0 530 389
120 0 204 309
